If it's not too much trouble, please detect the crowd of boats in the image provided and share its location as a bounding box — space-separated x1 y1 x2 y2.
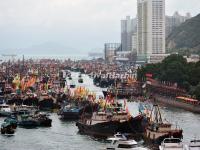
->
0 59 199 150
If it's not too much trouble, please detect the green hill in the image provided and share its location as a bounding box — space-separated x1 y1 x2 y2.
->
166 14 200 55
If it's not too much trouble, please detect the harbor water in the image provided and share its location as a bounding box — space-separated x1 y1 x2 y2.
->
0 72 200 150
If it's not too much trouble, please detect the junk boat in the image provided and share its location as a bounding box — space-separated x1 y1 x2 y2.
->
76 102 145 138
39 92 54 110
106 133 147 150
159 138 186 150
23 92 38 106
144 104 183 145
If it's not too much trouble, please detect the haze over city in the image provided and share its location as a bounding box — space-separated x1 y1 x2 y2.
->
0 0 199 55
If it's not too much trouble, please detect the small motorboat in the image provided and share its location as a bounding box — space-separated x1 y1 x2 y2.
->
1 122 15 135
78 78 83 83
0 103 12 117
70 81 76 88
187 139 200 150
106 133 147 150
159 138 186 150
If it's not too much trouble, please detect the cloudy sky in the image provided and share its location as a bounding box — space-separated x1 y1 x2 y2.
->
0 0 199 54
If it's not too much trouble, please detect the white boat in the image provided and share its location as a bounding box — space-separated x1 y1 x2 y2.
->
0 104 11 117
159 138 186 150
106 133 147 150
186 140 200 150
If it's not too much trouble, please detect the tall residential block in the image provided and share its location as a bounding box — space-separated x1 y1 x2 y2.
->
137 0 165 61
166 11 191 37
121 16 137 52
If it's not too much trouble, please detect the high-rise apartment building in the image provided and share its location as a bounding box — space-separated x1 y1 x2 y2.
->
137 0 165 61
121 16 137 51
166 11 191 37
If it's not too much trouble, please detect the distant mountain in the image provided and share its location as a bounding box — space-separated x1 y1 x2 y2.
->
166 14 200 55
2 42 84 55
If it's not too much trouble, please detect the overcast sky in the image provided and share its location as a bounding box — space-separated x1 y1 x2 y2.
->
0 0 199 54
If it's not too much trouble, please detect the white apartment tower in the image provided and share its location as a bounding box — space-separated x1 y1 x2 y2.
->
137 0 165 60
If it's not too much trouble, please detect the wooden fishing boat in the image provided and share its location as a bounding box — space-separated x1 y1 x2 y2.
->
39 92 54 110
144 104 183 145
76 104 145 138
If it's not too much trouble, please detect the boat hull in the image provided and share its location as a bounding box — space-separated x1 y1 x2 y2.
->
76 121 120 138
60 112 80 120
18 120 39 128
144 129 183 145
76 115 145 138
39 98 54 110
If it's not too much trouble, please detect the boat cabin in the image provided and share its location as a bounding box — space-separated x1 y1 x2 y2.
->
107 133 146 150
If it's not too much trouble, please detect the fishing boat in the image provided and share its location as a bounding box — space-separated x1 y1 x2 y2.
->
39 92 54 110
32 113 52 127
106 133 147 150
4 116 18 129
76 104 144 138
144 104 183 145
23 92 38 106
78 78 83 83
17 114 39 128
58 104 81 120
7 93 23 105
1 122 15 135
69 81 76 88
0 103 11 117
103 85 142 99
159 138 186 150
12 105 38 115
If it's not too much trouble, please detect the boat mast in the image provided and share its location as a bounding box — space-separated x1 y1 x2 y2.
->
150 104 163 124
